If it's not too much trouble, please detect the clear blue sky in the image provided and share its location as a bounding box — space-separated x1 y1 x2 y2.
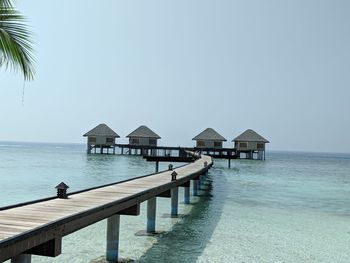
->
1 0 349 153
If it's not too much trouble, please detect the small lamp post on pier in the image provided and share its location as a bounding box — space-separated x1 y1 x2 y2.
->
171 171 177 181
55 182 69 199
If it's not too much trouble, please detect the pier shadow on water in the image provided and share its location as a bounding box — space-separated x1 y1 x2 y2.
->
136 167 228 263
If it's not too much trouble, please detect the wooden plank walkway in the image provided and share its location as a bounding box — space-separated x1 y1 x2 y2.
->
0 155 212 262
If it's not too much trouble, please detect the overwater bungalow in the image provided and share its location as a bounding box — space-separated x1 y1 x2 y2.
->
192 128 227 149
126 125 161 147
233 129 269 160
83 123 120 154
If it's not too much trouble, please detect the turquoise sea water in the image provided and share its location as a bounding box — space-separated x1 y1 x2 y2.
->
1 142 350 262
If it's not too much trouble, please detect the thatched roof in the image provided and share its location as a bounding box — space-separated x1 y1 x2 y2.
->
83 123 120 137
126 125 161 139
192 128 227 141
232 129 269 143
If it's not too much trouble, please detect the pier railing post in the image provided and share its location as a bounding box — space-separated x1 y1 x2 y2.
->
11 254 31 263
147 197 157 233
171 187 179 216
106 214 120 262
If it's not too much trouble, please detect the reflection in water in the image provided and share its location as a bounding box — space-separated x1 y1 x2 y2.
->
138 169 227 263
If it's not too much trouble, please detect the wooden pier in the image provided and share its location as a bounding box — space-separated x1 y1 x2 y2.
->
117 144 237 169
116 144 238 158
0 154 212 262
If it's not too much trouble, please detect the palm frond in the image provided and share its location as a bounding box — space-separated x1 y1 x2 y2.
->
0 0 13 8
0 0 35 80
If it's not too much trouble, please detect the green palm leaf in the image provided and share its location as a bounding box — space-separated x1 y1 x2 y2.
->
0 0 35 80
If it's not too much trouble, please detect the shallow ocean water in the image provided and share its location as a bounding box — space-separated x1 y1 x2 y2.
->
0 142 349 262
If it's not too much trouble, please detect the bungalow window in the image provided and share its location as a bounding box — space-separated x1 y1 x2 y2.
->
197 140 205 147
131 138 139 144
149 139 157 145
257 143 264 149
88 137 96 143
239 142 247 148
106 137 114 143
214 141 222 147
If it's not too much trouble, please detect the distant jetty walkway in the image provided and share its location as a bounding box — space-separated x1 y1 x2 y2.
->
0 154 212 263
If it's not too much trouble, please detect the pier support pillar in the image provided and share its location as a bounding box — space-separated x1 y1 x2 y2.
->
199 175 204 189
147 197 157 233
184 186 190 204
106 214 120 263
192 179 198 196
87 144 92 154
11 254 31 263
171 187 179 216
